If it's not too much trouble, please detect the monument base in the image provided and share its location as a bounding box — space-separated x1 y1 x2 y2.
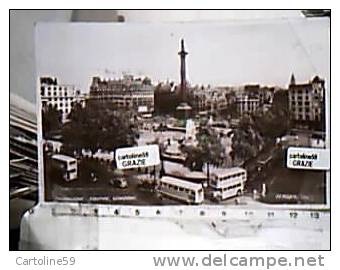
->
175 102 192 119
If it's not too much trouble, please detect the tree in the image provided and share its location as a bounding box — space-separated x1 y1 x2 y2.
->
231 116 264 164
182 127 225 171
61 102 138 154
142 77 152 85
183 145 205 171
253 90 290 139
223 91 238 119
42 105 62 138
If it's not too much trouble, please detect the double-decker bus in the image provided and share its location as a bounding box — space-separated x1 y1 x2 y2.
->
51 154 78 181
209 167 247 201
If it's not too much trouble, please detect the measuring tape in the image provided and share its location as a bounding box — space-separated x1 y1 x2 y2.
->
44 202 329 222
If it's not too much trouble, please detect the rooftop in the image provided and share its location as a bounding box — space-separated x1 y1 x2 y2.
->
52 154 77 162
204 166 246 176
160 176 203 190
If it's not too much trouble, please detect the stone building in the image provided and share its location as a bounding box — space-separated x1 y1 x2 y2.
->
288 74 325 125
89 75 154 112
40 77 85 122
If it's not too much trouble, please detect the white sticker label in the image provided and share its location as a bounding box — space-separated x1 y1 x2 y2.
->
287 147 330 170
115 145 160 170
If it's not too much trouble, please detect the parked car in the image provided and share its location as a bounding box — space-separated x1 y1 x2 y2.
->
109 177 128 189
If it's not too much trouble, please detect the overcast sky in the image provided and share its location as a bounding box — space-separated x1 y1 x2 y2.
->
35 18 329 92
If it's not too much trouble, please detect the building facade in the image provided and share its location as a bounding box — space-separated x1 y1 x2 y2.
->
288 75 325 123
191 86 235 113
89 75 154 112
40 77 85 122
236 95 260 115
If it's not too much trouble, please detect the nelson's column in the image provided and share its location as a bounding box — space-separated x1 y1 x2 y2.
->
176 39 192 119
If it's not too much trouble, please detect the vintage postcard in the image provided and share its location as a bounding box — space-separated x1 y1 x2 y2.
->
36 19 329 206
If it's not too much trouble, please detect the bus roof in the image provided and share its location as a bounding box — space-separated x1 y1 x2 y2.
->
210 167 246 177
184 171 207 180
52 154 77 162
160 176 203 191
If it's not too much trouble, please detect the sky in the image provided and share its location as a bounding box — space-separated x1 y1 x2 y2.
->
35 18 330 93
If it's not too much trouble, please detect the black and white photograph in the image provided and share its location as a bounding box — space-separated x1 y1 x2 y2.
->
36 19 329 207
8 8 334 253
